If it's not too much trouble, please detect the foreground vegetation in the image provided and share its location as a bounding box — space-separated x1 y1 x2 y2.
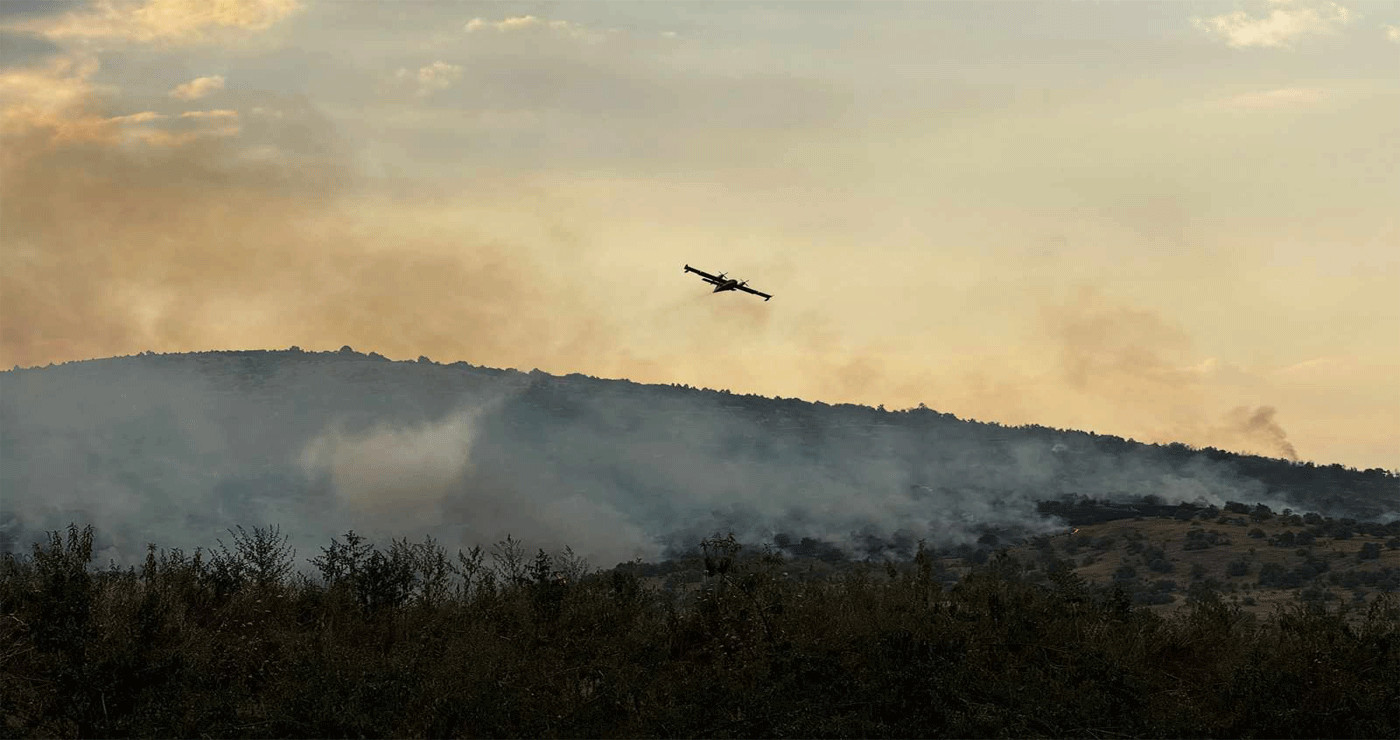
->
4 525 1399 738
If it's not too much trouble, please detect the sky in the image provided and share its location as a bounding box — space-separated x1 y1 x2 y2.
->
1 0 1397 471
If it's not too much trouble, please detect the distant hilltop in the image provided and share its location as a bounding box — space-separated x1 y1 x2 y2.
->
3 348 1396 564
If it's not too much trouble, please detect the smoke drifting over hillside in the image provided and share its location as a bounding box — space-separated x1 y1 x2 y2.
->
1 351 1394 566
301 406 485 531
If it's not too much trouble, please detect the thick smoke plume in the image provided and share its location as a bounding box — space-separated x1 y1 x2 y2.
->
1216 405 1299 462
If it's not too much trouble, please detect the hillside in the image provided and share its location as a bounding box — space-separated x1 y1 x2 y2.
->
2 348 1396 565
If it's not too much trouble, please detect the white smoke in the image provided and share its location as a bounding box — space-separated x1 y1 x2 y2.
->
300 408 480 530
1 352 1387 566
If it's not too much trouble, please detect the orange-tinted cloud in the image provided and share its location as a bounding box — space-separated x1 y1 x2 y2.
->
8 0 301 44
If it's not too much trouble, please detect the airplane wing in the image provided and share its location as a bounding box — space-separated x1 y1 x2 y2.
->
737 284 772 301
684 264 722 282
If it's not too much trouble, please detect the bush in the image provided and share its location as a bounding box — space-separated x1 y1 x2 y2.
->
1183 529 1229 551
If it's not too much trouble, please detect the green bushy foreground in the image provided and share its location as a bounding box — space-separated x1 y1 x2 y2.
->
3 525 1399 738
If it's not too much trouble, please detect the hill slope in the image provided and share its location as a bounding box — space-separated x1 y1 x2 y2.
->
2 349 1395 564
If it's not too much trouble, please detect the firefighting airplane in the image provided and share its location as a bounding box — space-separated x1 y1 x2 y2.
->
683 265 772 301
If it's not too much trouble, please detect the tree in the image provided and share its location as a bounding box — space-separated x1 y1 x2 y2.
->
210 525 294 593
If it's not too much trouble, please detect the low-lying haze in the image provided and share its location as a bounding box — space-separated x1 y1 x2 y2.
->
4 352 1392 567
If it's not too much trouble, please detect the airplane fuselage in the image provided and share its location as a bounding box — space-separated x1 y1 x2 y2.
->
712 280 740 293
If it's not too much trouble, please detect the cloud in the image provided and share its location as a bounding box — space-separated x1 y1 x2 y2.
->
172 108 239 137
466 15 540 33
109 110 167 124
0 55 239 147
464 15 612 43
1192 1 1352 48
107 110 237 146
1227 86 1327 108
466 15 541 33
7 0 301 44
179 108 237 119
394 61 463 97
0 54 105 142
169 74 225 100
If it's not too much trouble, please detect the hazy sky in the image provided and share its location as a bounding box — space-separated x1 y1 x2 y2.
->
2 0 1397 470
